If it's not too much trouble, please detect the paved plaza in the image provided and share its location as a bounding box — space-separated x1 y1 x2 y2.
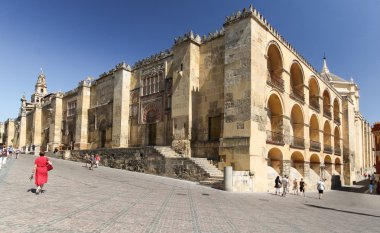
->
0 155 378 233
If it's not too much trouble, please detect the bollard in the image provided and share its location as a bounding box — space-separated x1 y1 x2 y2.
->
224 166 233 192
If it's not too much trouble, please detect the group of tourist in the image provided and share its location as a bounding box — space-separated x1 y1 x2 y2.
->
83 153 100 170
274 176 325 199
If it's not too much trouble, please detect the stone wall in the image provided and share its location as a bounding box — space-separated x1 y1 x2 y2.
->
61 148 209 182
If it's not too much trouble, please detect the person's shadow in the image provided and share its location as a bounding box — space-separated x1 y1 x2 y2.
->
27 188 45 194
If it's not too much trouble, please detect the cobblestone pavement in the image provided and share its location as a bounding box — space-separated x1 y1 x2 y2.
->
0 155 379 233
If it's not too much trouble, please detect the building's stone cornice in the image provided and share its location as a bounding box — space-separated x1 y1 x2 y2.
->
133 49 173 70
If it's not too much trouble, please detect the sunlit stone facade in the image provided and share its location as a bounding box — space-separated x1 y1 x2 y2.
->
3 5 374 191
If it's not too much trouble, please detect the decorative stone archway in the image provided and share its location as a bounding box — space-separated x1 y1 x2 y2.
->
267 147 283 175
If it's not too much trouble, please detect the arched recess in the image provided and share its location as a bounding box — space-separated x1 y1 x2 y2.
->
335 157 342 174
266 93 284 145
309 77 320 110
291 151 304 177
268 148 283 175
309 114 320 151
334 126 341 155
333 98 340 124
290 104 305 148
324 155 333 175
310 154 321 176
267 42 284 91
323 121 332 153
323 90 331 118
290 61 305 102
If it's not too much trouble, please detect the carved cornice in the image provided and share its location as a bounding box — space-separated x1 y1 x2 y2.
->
99 62 131 78
133 50 172 70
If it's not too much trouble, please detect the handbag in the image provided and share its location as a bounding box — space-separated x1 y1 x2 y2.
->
47 163 53 171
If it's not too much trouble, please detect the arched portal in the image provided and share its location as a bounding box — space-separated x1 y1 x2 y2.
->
323 121 332 154
267 43 284 91
309 114 320 151
334 126 341 155
335 157 342 174
290 104 304 148
290 62 305 102
323 90 331 118
268 148 283 175
291 151 304 177
310 154 321 176
266 94 284 145
309 77 320 111
324 155 333 175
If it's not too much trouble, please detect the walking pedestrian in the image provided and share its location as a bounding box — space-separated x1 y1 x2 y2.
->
83 153 89 167
32 151 53 194
281 175 289 197
274 176 282 195
95 154 100 168
299 178 306 197
317 179 325 199
89 155 95 170
15 149 20 159
292 178 299 195
369 174 375 194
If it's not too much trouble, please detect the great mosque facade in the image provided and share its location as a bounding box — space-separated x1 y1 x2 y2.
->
2 5 374 191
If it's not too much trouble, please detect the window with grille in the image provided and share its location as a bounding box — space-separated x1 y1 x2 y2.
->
67 101 77 117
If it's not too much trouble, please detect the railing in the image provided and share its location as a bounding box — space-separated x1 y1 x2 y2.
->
334 118 341 125
323 108 332 119
323 144 333 154
290 136 305 149
266 130 285 145
310 140 321 152
290 88 305 103
266 73 284 92
334 147 341 156
309 97 320 112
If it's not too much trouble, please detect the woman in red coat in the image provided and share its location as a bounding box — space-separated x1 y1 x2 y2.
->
33 151 53 194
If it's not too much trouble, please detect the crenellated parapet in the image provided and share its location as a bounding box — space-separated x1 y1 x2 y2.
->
133 49 173 69
99 62 131 78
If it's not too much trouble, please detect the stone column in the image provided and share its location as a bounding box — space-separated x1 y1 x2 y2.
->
48 93 63 151
5 119 15 147
112 64 131 148
19 112 27 150
304 162 310 178
74 80 91 150
32 106 42 149
282 160 291 177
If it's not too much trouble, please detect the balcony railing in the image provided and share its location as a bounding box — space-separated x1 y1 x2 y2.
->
323 109 332 119
309 97 320 112
290 136 305 149
334 147 341 156
310 140 321 152
323 144 333 154
266 74 284 92
290 88 305 103
266 130 285 145
334 118 341 125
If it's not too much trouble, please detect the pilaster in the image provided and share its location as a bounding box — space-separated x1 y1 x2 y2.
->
32 107 42 147
48 93 63 151
112 64 131 147
74 80 91 150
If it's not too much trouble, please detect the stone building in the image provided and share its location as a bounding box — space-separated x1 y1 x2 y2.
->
3 5 374 191
372 122 380 174
0 122 4 146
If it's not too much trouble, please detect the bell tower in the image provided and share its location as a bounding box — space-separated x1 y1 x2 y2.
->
31 68 47 104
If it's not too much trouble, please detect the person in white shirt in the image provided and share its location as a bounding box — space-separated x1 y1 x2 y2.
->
317 179 326 199
281 175 289 197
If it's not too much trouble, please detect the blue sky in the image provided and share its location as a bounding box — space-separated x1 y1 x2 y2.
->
0 0 379 123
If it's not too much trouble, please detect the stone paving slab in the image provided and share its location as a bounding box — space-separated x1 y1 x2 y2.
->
0 155 379 233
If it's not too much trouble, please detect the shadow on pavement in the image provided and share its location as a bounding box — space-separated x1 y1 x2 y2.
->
304 204 380 218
